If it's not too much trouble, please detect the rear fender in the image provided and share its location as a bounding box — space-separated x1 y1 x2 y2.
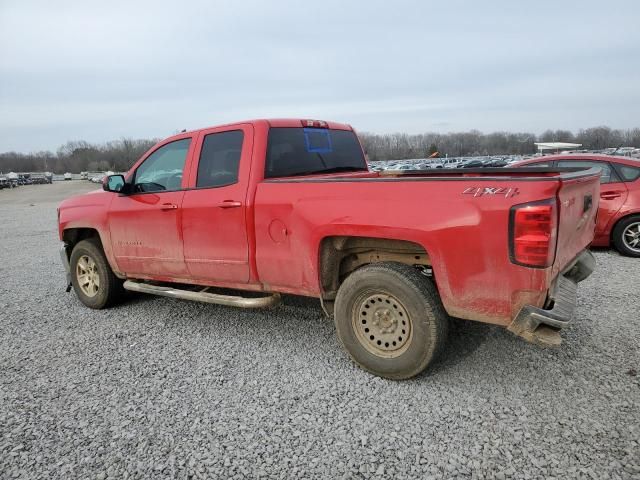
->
312 225 447 298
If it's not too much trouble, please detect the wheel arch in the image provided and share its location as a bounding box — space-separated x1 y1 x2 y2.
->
61 227 123 277
318 235 432 303
610 211 640 252
610 211 640 238
62 227 102 258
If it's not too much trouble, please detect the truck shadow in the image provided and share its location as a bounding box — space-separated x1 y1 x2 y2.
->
278 295 516 376
427 317 513 375
590 246 617 255
113 291 519 378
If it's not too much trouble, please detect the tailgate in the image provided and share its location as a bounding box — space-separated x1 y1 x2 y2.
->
552 173 600 277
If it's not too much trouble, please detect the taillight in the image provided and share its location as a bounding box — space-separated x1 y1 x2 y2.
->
509 199 558 268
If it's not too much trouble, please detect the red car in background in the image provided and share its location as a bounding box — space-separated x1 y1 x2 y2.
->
512 154 640 257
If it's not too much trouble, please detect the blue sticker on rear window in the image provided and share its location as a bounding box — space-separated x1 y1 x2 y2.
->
303 128 333 153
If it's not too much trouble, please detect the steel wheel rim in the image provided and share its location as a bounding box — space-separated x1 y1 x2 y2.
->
352 291 413 358
622 222 640 253
76 254 100 297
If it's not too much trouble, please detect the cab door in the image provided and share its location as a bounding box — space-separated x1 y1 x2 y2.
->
108 137 194 277
557 159 628 236
181 124 253 283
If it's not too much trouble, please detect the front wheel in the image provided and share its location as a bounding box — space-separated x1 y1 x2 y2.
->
612 215 640 257
70 239 124 309
334 262 449 380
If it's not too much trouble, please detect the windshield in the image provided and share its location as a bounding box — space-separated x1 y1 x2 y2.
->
265 127 368 178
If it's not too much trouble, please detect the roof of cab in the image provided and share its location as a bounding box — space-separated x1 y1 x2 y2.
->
169 118 354 138
265 118 353 130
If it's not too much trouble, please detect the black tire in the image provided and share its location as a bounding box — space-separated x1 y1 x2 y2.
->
334 262 449 380
70 239 124 309
612 215 640 257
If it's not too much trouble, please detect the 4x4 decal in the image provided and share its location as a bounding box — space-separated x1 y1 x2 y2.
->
463 186 520 198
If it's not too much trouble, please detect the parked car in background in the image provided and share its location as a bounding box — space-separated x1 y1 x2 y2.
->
460 159 484 168
29 172 53 184
512 154 640 257
486 157 509 167
18 174 33 185
0 175 8 189
6 172 19 187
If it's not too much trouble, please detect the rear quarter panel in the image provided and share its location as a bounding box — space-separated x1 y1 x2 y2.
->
606 178 640 237
254 178 564 326
619 178 640 216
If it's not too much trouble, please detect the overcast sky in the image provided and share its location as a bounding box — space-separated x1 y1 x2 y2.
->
1 0 639 152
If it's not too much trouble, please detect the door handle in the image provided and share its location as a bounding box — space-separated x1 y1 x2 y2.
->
160 203 178 210
600 192 622 200
217 200 242 208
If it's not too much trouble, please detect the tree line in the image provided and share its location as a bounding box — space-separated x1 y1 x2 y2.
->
359 126 640 162
1 126 639 174
0 138 158 174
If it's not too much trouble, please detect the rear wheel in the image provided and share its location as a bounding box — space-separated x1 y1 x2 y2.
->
612 215 640 257
70 239 124 309
334 262 449 380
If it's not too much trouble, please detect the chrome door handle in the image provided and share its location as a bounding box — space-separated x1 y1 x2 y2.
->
217 200 242 208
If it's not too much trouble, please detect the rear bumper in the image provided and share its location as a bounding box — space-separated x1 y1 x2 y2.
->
508 250 596 346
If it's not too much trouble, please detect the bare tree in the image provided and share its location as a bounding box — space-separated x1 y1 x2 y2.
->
1 127 638 173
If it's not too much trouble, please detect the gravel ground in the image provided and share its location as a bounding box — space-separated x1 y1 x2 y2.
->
1 183 639 479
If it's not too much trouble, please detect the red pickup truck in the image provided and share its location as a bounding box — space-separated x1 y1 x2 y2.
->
58 119 600 379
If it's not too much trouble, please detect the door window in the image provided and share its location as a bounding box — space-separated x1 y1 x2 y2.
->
134 139 191 192
616 164 640 182
556 160 620 184
196 130 244 188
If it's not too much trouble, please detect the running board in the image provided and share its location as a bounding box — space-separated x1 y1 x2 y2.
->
123 280 281 308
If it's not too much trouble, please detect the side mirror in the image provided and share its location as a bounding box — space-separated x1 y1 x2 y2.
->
103 174 126 193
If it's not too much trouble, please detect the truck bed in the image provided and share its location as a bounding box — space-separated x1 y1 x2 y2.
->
255 166 600 325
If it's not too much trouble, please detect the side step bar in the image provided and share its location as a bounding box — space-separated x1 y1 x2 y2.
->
123 280 281 309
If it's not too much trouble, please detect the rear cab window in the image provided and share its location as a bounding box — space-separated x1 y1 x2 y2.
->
265 128 368 178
